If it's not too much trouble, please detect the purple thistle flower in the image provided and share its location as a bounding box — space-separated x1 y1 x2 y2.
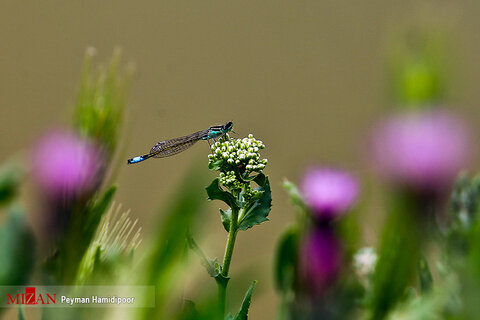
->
32 130 101 199
299 228 342 296
371 110 472 193
301 168 359 220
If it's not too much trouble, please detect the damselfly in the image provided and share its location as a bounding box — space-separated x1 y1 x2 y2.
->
127 121 234 164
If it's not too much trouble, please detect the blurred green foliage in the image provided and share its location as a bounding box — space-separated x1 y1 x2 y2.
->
274 226 299 295
390 57 445 107
74 48 132 157
369 191 421 320
0 207 35 286
76 202 141 285
39 50 137 320
387 21 449 107
0 164 23 207
41 49 133 286
43 186 117 285
446 173 480 258
139 167 208 320
417 257 433 293
0 206 35 317
0 161 34 317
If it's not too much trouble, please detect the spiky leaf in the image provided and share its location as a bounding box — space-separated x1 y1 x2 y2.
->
233 281 257 320
238 174 271 231
274 227 299 293
206 178 240 212
220 208 232 232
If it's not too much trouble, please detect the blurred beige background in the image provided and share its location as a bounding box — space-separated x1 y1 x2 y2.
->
1 1 480 319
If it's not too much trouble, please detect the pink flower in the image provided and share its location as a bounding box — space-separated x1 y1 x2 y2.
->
371 110 472 193
301 168 359 220
32 131 101 198
299 228 342 295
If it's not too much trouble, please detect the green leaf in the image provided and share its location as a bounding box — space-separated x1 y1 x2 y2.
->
208 160 224 171
274 227 299 293
140 167 208 320
78 186 117 259
238 174 272 231
460 203 480 319
336 210 360 259
220 209 232 232
418 257 433 293
282 179 307 213
206 178 240 212
59 186 117 284
224 314 234 320
84 186 117 235
186 234 228 284
0 207 33 318
370 191 421 320
253 172 267 186
74 48 131 157
0 165 22 207
238 173 258 183
233 280 257 320
0 206 35 285
180 300 200 319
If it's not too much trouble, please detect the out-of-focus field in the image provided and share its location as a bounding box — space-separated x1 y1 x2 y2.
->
1 1 480 318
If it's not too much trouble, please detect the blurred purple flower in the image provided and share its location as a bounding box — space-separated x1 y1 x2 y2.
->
301 168 359 220
371 110 472 193
299 228 342 295
32 131 101 198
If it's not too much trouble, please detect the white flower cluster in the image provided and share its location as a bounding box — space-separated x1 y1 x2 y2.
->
218 170 243 190
208 134 268 190
208 134 267 172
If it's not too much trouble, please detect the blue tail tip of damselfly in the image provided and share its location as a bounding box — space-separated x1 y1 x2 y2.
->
127 156 146 164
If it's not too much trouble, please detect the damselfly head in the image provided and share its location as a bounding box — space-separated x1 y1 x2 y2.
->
224 121 234 132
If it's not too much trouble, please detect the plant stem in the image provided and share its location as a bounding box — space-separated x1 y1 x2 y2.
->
217 280 227 318
218 207 242 316
221 222 238 277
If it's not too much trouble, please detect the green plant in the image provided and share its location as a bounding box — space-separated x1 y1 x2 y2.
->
187 134 271 319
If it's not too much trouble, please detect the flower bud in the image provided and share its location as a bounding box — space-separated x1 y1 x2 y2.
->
32 130 101 199
301 168 359 220
299 228 342 296
371 110 471 193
